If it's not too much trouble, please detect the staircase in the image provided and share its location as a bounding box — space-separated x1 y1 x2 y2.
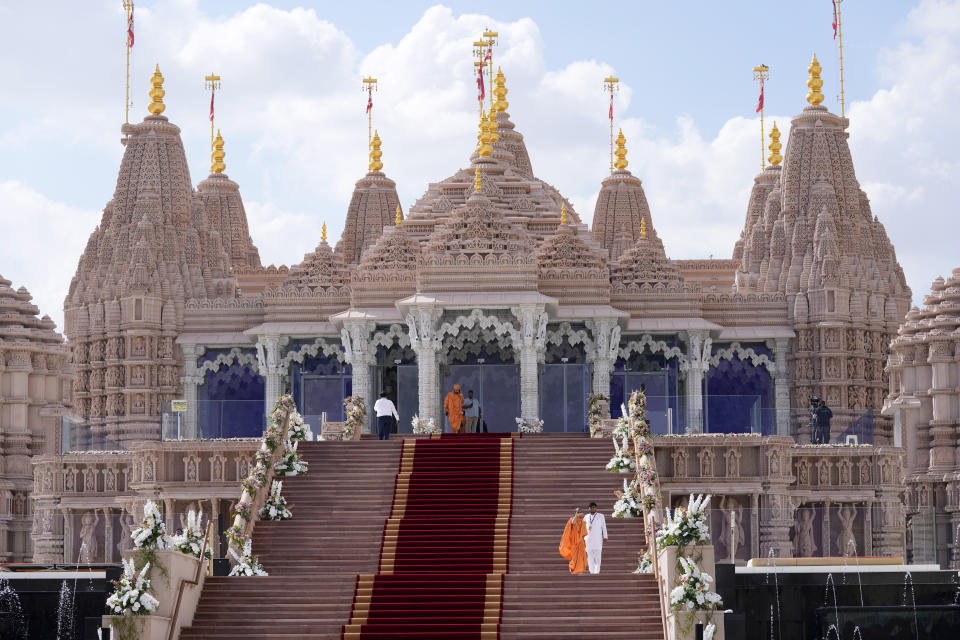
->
181 435 663 640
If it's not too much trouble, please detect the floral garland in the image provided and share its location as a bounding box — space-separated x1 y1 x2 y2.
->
635 549 654 574
132 501 166 550
106 558 159 615
228 540 268 577
274 440 308 476
515 417 544 433
168 510 211 560
613 478 643 518
656 494 711 549
668 556 722 613
587 393 608 437
412 414 440 435
288 411 312 442
605 433 636 473
343 396 366 438
232 500 253 523
259 481 292 521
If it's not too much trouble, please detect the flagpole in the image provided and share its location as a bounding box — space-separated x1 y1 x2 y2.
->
362 77 378 149
482 28 498 111
123 1 134 125
603 76 619 174
753 64 770 172
204 74 221 151
837 0 846 117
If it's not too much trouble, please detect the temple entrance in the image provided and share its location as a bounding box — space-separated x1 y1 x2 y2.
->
610 349 680 434
373 341 418 434
442 364 520 433
539 363 589 432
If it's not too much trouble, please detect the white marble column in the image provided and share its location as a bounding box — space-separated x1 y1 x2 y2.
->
256 336 288 416
512 306 548 420
407 310 442 424
103 507 114 563
680 330 711 433
772 338 792 436
179 344 204 439
341 321 375 434
586 318 620 417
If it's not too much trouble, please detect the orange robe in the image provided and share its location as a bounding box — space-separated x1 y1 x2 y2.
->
558 516 588 574
444 391 464 433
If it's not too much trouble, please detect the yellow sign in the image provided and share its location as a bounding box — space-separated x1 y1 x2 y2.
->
170 400 187 412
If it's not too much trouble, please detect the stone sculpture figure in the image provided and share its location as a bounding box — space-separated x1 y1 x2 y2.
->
836 505 857 556
78 511 100 562
718 497 745 560
795 509 817 557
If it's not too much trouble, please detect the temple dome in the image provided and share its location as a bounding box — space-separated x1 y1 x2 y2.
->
197 168 262 271
284 237 347 292
335 170 402 265
591 170 657 262
350 224 420 308
536 223 610 305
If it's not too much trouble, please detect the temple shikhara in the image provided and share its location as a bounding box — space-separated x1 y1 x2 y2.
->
4 16 959 639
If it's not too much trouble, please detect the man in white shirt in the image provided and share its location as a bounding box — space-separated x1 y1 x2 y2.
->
584 501 608 574
373 391 399 440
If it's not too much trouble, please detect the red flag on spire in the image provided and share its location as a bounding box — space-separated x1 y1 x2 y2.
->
832 0 838 39
476 65 485 103
127 8 135 47
756 85 764 113
609 94 613 121
209 91 215 122
366 91 372 114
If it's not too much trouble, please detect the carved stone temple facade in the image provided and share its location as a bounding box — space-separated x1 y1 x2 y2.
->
27 59 926 564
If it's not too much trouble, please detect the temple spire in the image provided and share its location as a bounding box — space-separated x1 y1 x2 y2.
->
211 129 225 174
560 203 567 225
476 110 492 157
322 222 327 243
614 128 628 170
148 64 165 115
640 217 646 238
767 122 782 167
395 204 403 225
493 67 509 113
369 130 383 172
474 166 482 191
806 54 824 106
487 108 499 144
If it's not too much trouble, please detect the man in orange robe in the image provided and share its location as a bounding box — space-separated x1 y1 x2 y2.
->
559 507 588 574
444 384 465 433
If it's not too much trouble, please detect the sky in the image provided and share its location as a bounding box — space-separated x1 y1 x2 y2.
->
0 0 958 332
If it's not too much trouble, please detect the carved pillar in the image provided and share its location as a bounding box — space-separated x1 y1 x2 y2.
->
61 507 74 563
103 507 114 563
512 306 548 420
163 498 175 537
751 493 760 560
180 343 204 439
257 336 288 418
407 310 441 425
586 318 620 418
773 338 792 437
211 499 221 558
865 499 873 556
341 321 376 434
680 331 711 433
822 500 832 556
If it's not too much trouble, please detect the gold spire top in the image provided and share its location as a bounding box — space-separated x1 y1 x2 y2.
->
474 166 482 192
560 203 567 225
148 64 166 115
613 128 628 170
369 130 383 172
211 129 225 174
321 222 327 243
767 122 783 167
493 67 509 113
640 217 647 239
476 110 492 157
806 54 824 106
487 108 499 144
395 203 403 225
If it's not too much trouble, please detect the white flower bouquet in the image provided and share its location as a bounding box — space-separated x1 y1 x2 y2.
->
656 493 711 548
605 433 636 473
228 540 268 577
288 411 312 442
168 509 211 560
634 548 653 574
273 440 308 476
259 480 292 521
613 478 643 518
412 414 440 435
668 556 723 612
132 500 167 550
515 417 544 433
106 558 159 615
343 396 366 438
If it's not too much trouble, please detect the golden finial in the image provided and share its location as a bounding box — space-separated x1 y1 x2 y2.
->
806 54 824 106
395 203 402 225
474 166 482 192
487 108 499 144
768 122 783 167
493 67 509 113
476 110 492 157
369 130 383 172
211 129 225 174
321 222 327 243
148 64 165 115
560 203 567 225
613 128 628 170
640 217 647 239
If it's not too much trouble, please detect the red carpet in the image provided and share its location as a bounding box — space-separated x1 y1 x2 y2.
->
342 435 513 639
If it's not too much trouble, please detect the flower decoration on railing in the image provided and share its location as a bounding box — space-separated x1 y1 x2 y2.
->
232 500 253 523
260 480 292 520
228 540 268 577
343 396 367 439
106 558 159 615
288 412 312 442
668 556 722 612
656 493 711 549
587 393 608 438
168 509 211 560
274 440 308 476
412 414 440 435
635 548 654 574
516 417 544 433
132 500 167 550
613 478 644 518
605 433 636 473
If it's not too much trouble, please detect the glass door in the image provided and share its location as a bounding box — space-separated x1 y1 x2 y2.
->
443 364 520 433
540 363 589 432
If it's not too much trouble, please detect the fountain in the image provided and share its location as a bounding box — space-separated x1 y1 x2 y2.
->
56 580 75 640
824 573 840 632
843 539 864 608
902 571 919 640
0 577 27 639
825 623 841 640
764 547 782 640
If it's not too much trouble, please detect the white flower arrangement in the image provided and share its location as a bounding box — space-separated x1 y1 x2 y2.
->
259 481 292 521
228 540 268 577
613 478 643 518
605 433 636 473
288 411 312 442
515 417 544 433
634 549 653 574
412 414 440 435
168 510 210 560
656 494 711 548
668 556 722 612
273 440 308 476
132 500 167 550
105 558 159 615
